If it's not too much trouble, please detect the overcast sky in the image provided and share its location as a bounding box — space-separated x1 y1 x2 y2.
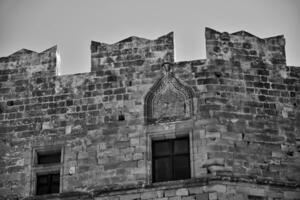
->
0 0 299 75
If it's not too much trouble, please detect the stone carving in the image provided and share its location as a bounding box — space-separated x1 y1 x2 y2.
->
145 62 195 124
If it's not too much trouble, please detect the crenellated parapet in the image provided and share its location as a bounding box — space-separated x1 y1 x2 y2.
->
205 27 286 66
90 32 174 72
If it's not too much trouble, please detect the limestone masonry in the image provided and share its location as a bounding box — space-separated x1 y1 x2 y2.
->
0 28 299 199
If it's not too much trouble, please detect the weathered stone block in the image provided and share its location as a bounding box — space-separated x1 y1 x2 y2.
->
120 193 140 200
176 188 189 196
165 189 176 197
208 192 217 200
141 191 157 199
195 193 209 200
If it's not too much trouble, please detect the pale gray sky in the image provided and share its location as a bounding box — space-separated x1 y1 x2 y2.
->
0 0 299 75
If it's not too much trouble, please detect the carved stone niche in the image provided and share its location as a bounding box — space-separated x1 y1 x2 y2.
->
144 62 195 124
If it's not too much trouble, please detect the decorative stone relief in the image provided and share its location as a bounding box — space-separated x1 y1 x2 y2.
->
144 62 195 124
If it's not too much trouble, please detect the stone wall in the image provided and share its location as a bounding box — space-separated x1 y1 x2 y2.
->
0 28 299 200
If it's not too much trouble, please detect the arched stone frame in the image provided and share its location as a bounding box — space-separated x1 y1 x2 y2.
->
144 63 195 124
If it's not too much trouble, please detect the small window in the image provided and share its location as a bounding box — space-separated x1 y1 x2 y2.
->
32 147 63 196
37 151 61 165
36 173 60 195
118 114 125 121
152 137 190 182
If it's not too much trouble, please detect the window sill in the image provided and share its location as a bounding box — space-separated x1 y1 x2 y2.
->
28 193 60 200
147 177 209 189
26 191 91 200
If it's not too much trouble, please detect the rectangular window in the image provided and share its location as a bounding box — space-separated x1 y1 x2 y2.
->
152 137 190 182
36 173 60 195
32 147 62 196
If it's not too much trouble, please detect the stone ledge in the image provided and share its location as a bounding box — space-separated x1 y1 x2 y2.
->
92 175 300 197
23 191 92 200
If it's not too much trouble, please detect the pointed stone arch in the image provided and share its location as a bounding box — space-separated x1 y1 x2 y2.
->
144 63 195 124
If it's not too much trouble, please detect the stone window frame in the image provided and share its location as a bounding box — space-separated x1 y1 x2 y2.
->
152 136 191 182
30 145 64 196
145 119 195 185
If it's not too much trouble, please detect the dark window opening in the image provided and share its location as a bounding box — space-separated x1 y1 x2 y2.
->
118 114 125 121
0 104 3 113
36 173 60 195
152 137 190 182
7 101 14 106
248 195 267 200
37 151 61 165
